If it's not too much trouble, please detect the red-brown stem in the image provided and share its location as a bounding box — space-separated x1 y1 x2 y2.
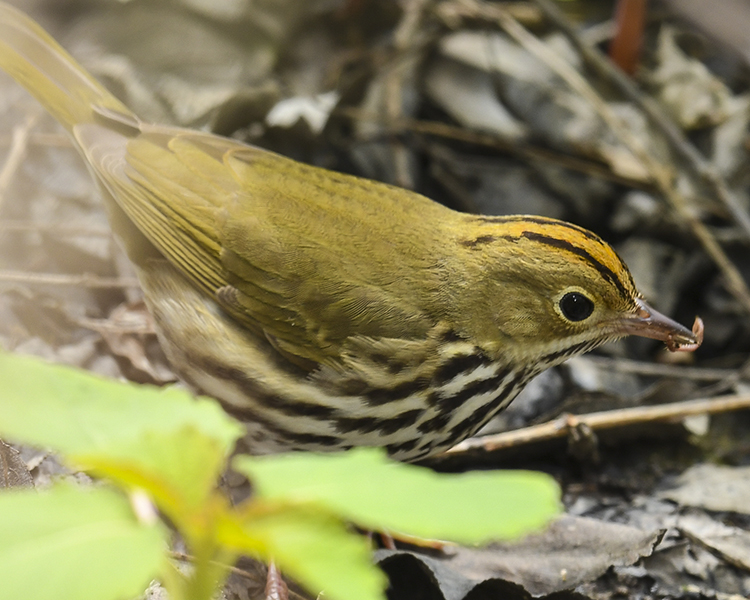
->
609 0 647 75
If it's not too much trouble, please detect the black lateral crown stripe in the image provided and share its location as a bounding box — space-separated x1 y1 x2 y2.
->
460 234 515 249
521 231 630 298
460 234 497 248
474 215 602 242
517 219 634 286
474 215 632 277
512 216 605 243
470 216 632 277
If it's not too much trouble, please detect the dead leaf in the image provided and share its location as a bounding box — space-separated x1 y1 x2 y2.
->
0 439 33 489
377 516 662 597
659 464 750 515
678 511 750 571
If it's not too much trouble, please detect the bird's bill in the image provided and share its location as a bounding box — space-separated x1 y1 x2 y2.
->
616 298 703 352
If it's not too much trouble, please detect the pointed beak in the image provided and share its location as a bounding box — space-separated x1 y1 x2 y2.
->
615 298 703 352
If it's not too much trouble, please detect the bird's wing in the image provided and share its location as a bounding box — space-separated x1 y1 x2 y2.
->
0 1 452 369
81 122 442 366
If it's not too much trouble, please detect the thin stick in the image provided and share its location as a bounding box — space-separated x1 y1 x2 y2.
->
445 394 750 455
0 220 111 236
337 107 654 189
75 316 154 335
384 0 433 189
0 132 69 147
584 356 734 381
0 113 37 213
168 552 308 600
0 269 140 289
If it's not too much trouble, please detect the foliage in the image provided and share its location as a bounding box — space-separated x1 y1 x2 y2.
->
0 352 560 600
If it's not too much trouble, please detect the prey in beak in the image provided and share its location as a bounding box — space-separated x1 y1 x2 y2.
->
618 298 703 352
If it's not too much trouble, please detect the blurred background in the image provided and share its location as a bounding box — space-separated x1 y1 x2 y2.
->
1 1 749 598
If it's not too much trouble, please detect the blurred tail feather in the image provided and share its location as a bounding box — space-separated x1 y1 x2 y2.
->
0 3 134 132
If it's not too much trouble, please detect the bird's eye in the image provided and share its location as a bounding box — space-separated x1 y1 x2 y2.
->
559 292 594 322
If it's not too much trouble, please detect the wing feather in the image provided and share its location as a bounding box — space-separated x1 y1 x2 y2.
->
78 122 450 365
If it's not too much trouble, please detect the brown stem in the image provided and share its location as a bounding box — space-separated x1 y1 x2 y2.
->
444 394 750 456
609 0 647 75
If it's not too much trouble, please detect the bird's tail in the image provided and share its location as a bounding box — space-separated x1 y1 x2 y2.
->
0 2 163 268
0 2 134 132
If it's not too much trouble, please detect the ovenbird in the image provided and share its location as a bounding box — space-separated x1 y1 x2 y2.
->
0 4 701 460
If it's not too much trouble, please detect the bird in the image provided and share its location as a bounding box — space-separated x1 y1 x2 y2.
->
0 2 701 461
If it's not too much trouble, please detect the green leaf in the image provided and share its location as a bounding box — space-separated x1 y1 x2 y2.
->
0 352 242 455
235 449 560 543
220 504 386 600
77 426 228 514
0 352 243 507
0 484 167 600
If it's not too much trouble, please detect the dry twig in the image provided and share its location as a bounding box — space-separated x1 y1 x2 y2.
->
0 113 37 213
0 269 140 289
585 356 735 382
384 0 434 189
446 394 750 455
338 107 654 190
0 220 112 237
75 316 154 336
0 131 68 147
